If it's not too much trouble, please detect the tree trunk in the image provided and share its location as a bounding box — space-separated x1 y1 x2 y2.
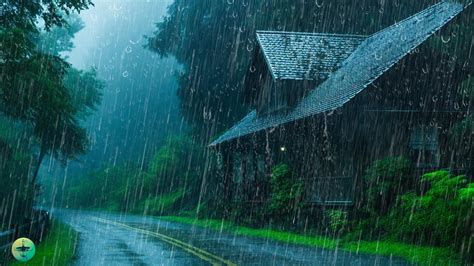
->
31 147 46 185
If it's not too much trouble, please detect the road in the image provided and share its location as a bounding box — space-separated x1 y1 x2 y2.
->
54 209 409 266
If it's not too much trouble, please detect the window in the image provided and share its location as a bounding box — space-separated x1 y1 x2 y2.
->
410 126 439 168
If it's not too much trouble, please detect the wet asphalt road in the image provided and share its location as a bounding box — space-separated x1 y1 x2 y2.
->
54 209 409 266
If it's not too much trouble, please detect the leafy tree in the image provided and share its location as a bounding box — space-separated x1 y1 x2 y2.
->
148 136 201 194
66 135 203 213
0 117 35 226
64 68 104 117
1 0 92 30
1 11 103 184
36 13 85 55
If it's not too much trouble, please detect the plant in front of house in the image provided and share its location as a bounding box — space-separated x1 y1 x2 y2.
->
325 209 349 237
384 170 472 259
362 156 412 215
353 170 473 261
266 163 304 225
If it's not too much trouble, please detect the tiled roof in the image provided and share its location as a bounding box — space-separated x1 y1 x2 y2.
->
210 1 467 147
256 31 367 80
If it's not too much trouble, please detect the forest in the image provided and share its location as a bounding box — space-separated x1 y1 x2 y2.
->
0 0 473 265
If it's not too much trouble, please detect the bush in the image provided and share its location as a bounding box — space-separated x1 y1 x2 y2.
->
362 170 473 260
266 164 303 224
363 156 412 214
325 209 348 235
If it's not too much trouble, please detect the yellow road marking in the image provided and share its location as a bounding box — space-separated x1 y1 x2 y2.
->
92 217 237 266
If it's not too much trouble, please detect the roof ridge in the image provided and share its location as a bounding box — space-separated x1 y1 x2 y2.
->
255 30 367 80
368 1 448 38
256 30 367 38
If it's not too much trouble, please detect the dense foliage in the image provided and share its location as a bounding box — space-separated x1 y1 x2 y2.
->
362 157 412 215
354 170 473 260
0 0 92 30
0 1 99 226
66 136 203 215
267 164 303 224
0 118 34 228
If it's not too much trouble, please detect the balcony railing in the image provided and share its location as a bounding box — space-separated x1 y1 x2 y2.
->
304 176 355 206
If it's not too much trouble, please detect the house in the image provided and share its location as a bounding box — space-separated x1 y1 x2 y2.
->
209 1 472 207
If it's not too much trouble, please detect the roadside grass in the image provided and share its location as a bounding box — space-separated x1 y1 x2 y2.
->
160 216 461 266
10 220 78 266
343 241 460 266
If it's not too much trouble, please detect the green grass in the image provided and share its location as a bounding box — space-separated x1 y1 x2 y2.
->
160 216 462 266
343 241 460 266
10 220 78 266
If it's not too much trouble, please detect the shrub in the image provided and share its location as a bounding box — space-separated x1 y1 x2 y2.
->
266 164 303 224
325 209 348 235
363 156 412 214
374 170 472 259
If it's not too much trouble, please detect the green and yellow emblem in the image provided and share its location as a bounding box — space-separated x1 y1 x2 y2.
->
11 237 36 262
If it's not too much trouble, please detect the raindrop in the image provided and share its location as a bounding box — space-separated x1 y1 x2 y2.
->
454 102 460 110
122 71 129 78
249 65 256 73
112 4 122 11
125 46 133 53
441 35 451 43
374 52 382 60
431 95 438 102
242 0 249 7
315 0 323 8
246 43 254 52
421 66 429 74
129 37 142 45
227 0 234 4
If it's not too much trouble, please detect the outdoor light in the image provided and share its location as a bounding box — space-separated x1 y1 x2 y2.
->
280 146 286 152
